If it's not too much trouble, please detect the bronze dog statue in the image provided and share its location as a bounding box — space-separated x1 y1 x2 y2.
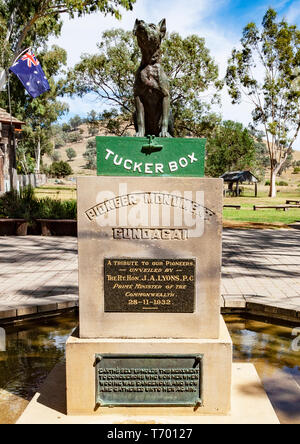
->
133 18 173 138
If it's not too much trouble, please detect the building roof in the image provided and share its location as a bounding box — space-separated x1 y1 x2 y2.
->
220 171 259 183
0 108 25 125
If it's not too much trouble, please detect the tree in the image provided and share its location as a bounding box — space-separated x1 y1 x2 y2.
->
69 114 82 131
65 28 222 137
15 45 69 173
49 160 72 177
206 121 257 177
83 139 96 169
226 8 300 197
66 147 76 161
86 109 99 136
0 1 135 67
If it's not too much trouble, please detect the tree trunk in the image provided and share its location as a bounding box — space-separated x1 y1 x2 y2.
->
35 136 41 174
269 169 277 198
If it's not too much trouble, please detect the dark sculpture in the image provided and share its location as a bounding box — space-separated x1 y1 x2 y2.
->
133 19 173 138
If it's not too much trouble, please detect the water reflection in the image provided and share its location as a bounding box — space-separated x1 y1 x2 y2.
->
0 313 299 424
226 315 300 424
0 312 77 424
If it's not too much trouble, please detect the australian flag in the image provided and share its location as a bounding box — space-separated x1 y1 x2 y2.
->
9 50 50 98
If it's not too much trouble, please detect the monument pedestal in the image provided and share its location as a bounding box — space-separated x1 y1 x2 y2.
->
66 317 232 417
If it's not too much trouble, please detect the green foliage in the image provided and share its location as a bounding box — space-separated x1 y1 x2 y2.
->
87 110 100 136
293 167 300 174
66 147 76 161
69 115 82 130
83 139 97 169
0 1 135 67
0 185 77 220
65 28 222 137
226 8 300 196
0 186 39 222
9 45 69 173
51 151 61 162
37 198 77 220
0 1 135 173
49 160 73 178
265 180 289 186
206 121 257 177
65 131 83 143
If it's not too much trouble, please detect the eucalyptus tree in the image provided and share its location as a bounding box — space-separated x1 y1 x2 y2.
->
226 8 300 197
1 0 135 63
65 29 223 137
0 0 135 118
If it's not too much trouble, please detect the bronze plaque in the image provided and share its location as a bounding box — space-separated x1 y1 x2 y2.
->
104 258 195 313
95 354 202 407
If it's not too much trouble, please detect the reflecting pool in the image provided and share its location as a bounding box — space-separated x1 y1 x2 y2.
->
0 312 299 424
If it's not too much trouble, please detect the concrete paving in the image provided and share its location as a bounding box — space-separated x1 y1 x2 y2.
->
0 229 299 322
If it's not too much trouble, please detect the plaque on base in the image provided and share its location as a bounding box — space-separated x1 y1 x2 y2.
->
95 354 202 407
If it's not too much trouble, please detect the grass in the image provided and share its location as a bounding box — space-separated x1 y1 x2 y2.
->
35 186 77 201
33 184 300 227
223 185 300 227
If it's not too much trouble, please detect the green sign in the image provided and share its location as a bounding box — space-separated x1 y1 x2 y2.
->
96 136 205 177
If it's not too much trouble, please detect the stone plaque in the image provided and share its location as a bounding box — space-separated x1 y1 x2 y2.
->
77 177 223 340
104 258 195 313
95 354 202 407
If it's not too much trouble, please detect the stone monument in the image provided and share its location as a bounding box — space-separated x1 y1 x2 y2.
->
17 19 279 424
65 20 233 416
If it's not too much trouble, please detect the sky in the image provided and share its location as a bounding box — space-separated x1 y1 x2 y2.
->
48 0 300 149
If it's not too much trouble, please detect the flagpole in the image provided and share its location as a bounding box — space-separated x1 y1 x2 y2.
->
6 69 17 188
6 69 13 126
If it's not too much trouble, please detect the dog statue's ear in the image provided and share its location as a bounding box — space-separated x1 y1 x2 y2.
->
133 19 140 35
158 18 166 38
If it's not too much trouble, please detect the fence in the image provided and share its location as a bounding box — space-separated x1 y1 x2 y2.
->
17 173 47 190
1 173 47 193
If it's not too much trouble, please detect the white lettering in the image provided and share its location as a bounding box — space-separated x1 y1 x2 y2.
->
105 149 114 160
133 162 142 173
145 163 153 174
155 163 164 174
124 159 132 170
179 157 188 168
169 161 178 172
188 153 198 164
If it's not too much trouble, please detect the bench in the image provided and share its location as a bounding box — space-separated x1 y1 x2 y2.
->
36 219 77 236
223 205 241 210
286 200 300 205
253 205 300 211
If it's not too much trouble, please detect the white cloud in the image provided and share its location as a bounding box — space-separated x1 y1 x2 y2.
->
285 0 300 24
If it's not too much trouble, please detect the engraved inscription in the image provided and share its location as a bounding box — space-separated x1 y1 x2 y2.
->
95 355 202 407
85 192 214 221
104 258 195 313
113 228 188 240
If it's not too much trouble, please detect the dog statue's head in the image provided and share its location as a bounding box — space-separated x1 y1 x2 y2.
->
133 19 167 54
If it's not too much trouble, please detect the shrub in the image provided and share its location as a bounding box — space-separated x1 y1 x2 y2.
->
0 186 40 223
265 179 288 186
38 198 77 220
293 167 300 174
65 131 83 143
66 147 76 161
49 161 73 178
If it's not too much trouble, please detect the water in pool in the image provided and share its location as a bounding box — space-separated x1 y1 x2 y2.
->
0 312 299 424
